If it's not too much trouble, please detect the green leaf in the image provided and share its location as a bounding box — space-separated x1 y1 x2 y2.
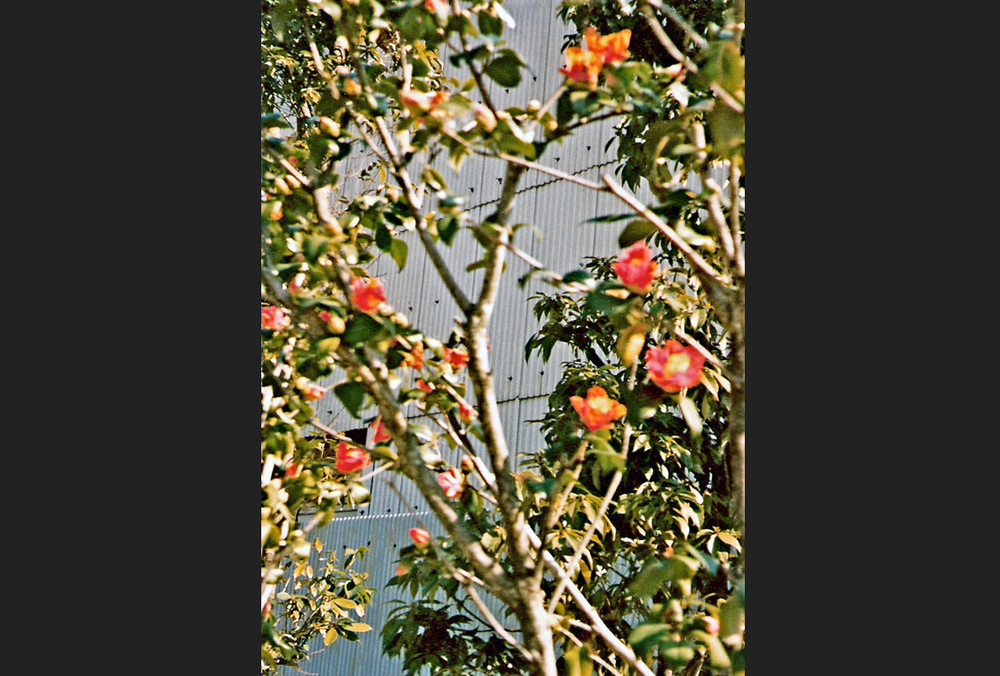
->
691 632 731 668
627 561 671 598
438 216 460 246
304 235 329 263
660 642 697 669
585 289 631 317
562 270 593 284
627 623 671 657
375 224 392 252
343 314 384 345
389 238 408 271
478 9 503 37
485 50 523 88
334 382 366 418
618 220 658 248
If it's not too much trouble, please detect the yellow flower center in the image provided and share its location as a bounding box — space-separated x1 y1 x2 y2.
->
665 353 690 374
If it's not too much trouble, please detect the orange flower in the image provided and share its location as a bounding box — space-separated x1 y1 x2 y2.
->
408 527 431 547
613 240 658 293
371 418 391 444
584 27 631 65
350 277 386 313
570 386 627 432
261 306 291 330
444 347 469 370
559 47 604 87
416 379 434 393
403 343 425 369
335 442 371 474
645 340 704 392
285 461 300 478
436 467 464 499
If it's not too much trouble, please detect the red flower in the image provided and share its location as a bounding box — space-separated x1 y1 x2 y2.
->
350 277 386 313
559 47 604 87
335 442 371 474
371 418 391 444
570 386 627 432
458 401 477 423
437 467 464 499
645 340 704 392
285 461 300 478
408 527 431 547
424 0 448 17
444 347 469 370
261 306 291 330
300 381 327 401
416 379 434 393
613 240 658 293
584 27 631 65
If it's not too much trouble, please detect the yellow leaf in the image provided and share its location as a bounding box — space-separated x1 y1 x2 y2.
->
348 622 372 633
323 628 339 646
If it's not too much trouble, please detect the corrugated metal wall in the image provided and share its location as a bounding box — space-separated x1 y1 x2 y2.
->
284 2 667 673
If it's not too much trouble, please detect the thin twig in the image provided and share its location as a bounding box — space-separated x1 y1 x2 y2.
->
639 2 699 73
645 0 708 48
482 151 609 192
602 174 725 283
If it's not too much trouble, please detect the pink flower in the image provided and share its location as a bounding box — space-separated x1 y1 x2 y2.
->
408 527 431 547
645 340 705 392
371 418 391 444
570 386 627 432
335 442 371 474
703 616 720 635
350 277 386 313
261 306 291 330
437 467 464 499
613 241 658 293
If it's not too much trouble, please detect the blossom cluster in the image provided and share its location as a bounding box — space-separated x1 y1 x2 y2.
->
560 27 632 87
